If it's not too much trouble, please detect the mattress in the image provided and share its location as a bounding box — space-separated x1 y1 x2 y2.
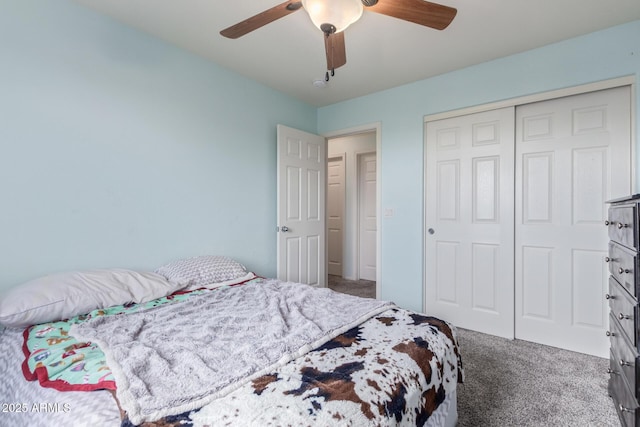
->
1 278 463 426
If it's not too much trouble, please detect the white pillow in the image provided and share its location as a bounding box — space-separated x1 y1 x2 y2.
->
155 255 248 288
0 269 184 328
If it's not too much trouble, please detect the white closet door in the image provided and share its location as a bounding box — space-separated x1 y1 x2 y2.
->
515 86 631 357
327 155 345 276
425 107 515 339
358 152 377 281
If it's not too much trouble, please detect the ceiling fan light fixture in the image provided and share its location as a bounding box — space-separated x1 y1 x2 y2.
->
301 0 363 33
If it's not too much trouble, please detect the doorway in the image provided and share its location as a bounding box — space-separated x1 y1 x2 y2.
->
327 131 377 294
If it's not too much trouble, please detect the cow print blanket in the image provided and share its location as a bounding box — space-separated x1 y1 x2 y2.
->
120 307 463 427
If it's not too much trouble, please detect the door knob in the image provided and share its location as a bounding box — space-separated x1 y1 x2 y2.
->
620 404 634 413
280 226 290 232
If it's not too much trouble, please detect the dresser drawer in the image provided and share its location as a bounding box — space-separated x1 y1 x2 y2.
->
610 313 640 396
609 277 638 346
609 242 639 298
609 351 639 427
608 204 638 250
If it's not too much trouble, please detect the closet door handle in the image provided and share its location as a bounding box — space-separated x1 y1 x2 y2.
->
619 312 631 320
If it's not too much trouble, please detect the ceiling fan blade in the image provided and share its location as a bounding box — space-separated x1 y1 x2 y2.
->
220 1 302 39
366 0 456 30
325 31 347 70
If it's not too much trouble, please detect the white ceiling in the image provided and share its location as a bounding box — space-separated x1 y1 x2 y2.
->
73 0 640 107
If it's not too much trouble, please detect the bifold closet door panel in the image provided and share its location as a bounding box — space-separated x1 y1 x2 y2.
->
514 86 631 358
425 106 515 339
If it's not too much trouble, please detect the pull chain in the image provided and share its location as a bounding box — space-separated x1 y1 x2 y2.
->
324 69 336 82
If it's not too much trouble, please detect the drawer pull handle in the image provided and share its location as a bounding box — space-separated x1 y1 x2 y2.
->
605 220 611 226
606 330 615 337
618 267 630 274
617 222 628 229
605 257 611 263
620 404 634 413
608 367 618 375
619 312 631 320
620 359 632 367
606 294 614 300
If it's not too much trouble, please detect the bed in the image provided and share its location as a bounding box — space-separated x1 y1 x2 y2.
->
0 255 463 427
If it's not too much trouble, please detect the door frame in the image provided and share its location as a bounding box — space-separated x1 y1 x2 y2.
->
423 75 636 314
323 123 382 298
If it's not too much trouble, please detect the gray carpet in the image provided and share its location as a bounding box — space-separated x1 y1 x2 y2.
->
327 276 619 426
328 274 376 299
456 328 619 426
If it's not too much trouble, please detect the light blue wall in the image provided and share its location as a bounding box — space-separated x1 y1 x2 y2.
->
318 20 640 312
0 0 316 293
2 1 638 311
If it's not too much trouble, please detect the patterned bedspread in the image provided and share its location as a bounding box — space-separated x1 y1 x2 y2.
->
10 279 463 426
124 307 463 427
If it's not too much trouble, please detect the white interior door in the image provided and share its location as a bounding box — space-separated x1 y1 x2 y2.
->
425 107 515 339
277 124 326 286
327 155 345 276
358 152 377 281
515 86 631 357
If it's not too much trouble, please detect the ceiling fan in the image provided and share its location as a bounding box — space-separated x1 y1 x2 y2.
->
220 0 457 81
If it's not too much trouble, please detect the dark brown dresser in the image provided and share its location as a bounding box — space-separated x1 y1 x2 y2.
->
607 194 640 427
